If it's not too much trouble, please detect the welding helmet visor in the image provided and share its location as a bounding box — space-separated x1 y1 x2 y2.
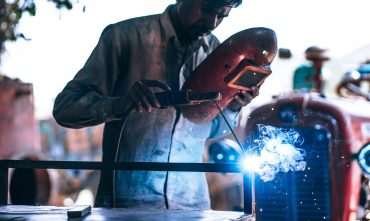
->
224 59 272 91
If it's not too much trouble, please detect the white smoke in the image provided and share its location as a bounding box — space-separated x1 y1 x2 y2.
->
242 125 306 182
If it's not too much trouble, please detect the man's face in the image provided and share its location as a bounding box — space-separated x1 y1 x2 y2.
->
177 0 232 40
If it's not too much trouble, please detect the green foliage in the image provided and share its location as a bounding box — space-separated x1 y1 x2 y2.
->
0 0 75 61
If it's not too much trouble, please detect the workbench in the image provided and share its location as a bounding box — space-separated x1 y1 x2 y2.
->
0 205 253 221
0 160 254 220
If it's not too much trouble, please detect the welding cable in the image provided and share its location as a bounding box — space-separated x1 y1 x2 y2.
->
113 103 245 208
214 101 245 154
112 88 229 207
214 101 257 217
112 106 133 208
112 102 244 207
112 80 172 207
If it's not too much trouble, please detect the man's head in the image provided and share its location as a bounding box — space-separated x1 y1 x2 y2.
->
175 0 242 41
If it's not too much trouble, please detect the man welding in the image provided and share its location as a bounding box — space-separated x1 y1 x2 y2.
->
53 0 261 209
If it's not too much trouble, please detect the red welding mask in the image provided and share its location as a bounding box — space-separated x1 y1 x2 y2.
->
180 27 278 124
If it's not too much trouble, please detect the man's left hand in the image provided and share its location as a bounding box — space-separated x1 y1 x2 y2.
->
227 85 260 111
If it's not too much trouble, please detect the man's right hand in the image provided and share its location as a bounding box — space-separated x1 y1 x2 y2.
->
126 80 162 113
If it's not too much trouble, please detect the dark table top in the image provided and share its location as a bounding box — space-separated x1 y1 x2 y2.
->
0 205 253 221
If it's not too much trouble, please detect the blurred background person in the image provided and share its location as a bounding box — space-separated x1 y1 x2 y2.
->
336 58 370 100
293 46 331 94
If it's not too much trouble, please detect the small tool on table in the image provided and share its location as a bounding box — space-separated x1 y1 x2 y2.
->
67 205 91 218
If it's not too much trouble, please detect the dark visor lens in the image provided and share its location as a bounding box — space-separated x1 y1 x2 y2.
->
233 70 268 88
224 62 271 91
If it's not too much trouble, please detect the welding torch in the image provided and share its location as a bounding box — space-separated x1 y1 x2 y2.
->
145 79 222 108
114 79 222 117
155 90 222 107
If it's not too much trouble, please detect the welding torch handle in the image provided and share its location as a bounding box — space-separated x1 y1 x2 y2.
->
155 90 222 108
137 80 222 107
113 90 222 118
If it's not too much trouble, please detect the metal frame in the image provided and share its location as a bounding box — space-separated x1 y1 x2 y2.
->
0 160 252 214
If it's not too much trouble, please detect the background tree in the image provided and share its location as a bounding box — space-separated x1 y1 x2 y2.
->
0 0 76 63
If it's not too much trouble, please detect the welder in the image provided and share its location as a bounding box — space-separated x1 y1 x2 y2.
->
53 0 275 210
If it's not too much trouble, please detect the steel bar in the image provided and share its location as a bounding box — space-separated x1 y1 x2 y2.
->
0 160 250 213
0 160 243 173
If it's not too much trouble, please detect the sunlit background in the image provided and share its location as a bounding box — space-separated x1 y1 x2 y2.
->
0 0 370 119
1 0 370 216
